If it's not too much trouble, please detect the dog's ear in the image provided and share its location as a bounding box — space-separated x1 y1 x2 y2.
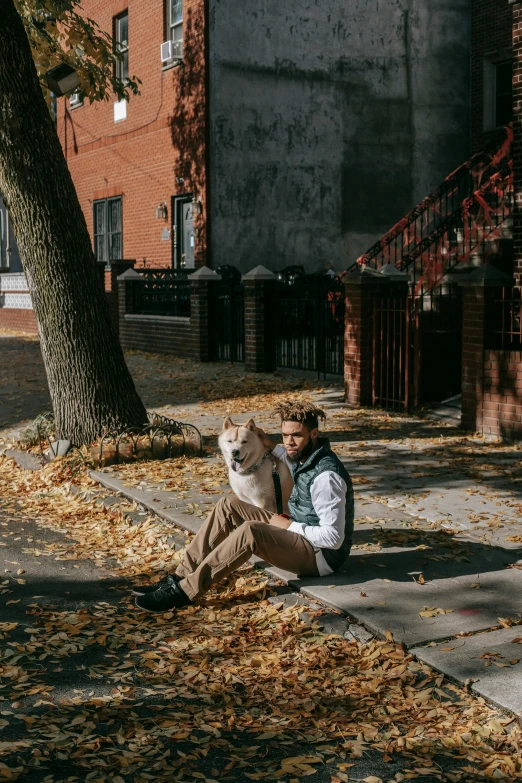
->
245 418 256 432
222 417 235 430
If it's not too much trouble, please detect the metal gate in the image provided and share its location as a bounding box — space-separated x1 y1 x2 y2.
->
276 277 345 377
372 285 462 411
372 294 410 410
210 280 245 362
417 284 462 403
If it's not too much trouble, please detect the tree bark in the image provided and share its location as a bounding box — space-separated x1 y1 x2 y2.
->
0 0 148 444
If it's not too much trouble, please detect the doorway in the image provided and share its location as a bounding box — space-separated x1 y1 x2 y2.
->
172 195 195 269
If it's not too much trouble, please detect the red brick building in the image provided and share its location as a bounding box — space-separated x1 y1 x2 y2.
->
57 0 209 272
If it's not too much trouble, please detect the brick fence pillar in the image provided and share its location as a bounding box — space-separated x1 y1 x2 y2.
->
108 260 135 336
459 265 515 433
344 265 403 407
117 268 146 326
110 259 135 291
242 265 277 373
190 265 222 362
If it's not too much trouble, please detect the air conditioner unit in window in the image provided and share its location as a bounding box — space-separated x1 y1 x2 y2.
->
160 39 183 63
161 40 173 62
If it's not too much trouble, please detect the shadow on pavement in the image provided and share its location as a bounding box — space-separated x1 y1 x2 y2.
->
347 527 522 582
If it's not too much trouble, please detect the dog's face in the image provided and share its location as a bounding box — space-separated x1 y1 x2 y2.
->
219 417 262 472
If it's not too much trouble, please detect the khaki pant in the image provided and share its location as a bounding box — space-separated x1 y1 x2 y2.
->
175 495 319 600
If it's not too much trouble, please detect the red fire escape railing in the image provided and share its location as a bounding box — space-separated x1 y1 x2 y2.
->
357 126 514 293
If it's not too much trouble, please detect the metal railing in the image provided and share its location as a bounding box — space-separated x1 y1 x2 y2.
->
276 276 345 377
490 287 522 350
132 269 191 318
372 295 409 410
210 280 245 362
358 126 514 291
355 127 513 411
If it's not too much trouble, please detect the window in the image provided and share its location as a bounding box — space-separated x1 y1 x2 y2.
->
93 197 122 265
172 195 194 268
167 0 183 57
484 54 513 131
114 12 129 83
0 206 6 268
495 61 513 127
69 90 83 109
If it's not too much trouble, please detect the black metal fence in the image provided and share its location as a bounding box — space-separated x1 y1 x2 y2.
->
370 283 463 412
372 294 409 410
210 280 245 362
132 269 191 318
125 267 345 376
489 286 522 350
276 276 345 377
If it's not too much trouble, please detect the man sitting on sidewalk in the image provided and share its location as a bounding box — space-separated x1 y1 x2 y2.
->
134 401 354 613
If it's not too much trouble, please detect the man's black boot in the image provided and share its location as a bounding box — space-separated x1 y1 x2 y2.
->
132 573 181 597
135 578 192 613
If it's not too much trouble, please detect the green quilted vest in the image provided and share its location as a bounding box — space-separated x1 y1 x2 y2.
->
288 438 354 572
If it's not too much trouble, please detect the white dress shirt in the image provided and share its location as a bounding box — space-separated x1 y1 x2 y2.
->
273 445 347 576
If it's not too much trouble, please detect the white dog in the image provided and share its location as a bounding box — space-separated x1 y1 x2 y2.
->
219 417 293 514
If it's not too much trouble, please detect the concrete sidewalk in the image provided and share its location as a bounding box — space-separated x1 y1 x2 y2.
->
88 389 522 719
3 337 521 719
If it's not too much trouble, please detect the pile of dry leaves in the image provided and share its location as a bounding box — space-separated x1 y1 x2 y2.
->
0 456 520 782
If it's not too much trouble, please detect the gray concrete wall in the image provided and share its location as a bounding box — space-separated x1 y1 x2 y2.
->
208 0 471 274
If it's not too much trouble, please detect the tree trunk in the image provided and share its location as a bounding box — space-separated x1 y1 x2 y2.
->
0 0 148 444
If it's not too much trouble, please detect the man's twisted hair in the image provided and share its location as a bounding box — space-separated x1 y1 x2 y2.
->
274 400 326 431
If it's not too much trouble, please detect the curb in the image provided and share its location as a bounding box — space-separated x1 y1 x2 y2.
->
89 469 374 645
90 470 203 536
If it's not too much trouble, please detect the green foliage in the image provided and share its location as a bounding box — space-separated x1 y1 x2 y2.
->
16 0 140 107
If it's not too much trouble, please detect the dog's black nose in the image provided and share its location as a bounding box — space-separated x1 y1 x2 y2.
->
231 449 240 458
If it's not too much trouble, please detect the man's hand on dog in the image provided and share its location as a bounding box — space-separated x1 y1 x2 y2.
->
269 514 292 529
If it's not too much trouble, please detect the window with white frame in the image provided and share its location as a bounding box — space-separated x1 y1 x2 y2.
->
69 90 83 109
0 207 5 268
114 11 129 83
484 54 513 131
93 197 122 265
167 0 183 58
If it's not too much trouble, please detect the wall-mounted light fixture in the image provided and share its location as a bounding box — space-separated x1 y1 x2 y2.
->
155 202 168 220
175 176 185 187
45 63 81 96
192 196 203 216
